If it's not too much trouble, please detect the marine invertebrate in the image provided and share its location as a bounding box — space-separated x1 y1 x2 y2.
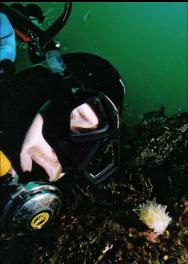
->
134 198 172 235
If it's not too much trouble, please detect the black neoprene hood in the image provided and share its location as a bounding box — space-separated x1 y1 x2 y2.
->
42 73 120 184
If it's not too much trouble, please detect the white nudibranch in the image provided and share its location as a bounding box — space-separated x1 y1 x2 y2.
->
133 199 172 234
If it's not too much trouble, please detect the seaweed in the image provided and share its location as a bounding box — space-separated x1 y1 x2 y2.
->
0 109 188 263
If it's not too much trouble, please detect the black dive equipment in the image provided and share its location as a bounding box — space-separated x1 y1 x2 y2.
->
0 2 73 232
0 2 125 232
42 73 120 184
1 182 62 231
0 152 62 231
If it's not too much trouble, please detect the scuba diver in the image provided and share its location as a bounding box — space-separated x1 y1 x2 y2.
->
0 3 125 231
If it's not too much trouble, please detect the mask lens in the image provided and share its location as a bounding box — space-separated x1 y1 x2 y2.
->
87 142 115 176
70 99 109 136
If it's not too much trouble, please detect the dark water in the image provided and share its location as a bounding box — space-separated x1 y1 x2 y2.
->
13 2 188 125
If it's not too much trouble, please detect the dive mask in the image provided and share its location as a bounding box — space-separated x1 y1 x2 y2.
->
42 74 120 184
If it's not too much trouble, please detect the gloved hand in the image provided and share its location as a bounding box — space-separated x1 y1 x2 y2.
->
20 103 99 182
20 113 64 182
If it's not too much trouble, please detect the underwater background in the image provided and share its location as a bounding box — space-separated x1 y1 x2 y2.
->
1 2 188 264
9 2 188 125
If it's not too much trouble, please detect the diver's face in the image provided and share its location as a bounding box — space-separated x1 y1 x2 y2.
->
20 103 99 182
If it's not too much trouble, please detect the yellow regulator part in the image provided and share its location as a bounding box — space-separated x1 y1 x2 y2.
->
30 212 50 229
0 151 12 177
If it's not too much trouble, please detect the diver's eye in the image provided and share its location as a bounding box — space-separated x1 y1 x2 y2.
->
70 99 109 136
70 103 99 133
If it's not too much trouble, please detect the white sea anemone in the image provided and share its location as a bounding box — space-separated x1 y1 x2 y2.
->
134 199 172 234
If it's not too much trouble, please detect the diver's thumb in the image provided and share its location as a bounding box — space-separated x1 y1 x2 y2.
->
20 151 33 172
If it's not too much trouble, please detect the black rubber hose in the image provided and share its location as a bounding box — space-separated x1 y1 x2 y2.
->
45 2 72 39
